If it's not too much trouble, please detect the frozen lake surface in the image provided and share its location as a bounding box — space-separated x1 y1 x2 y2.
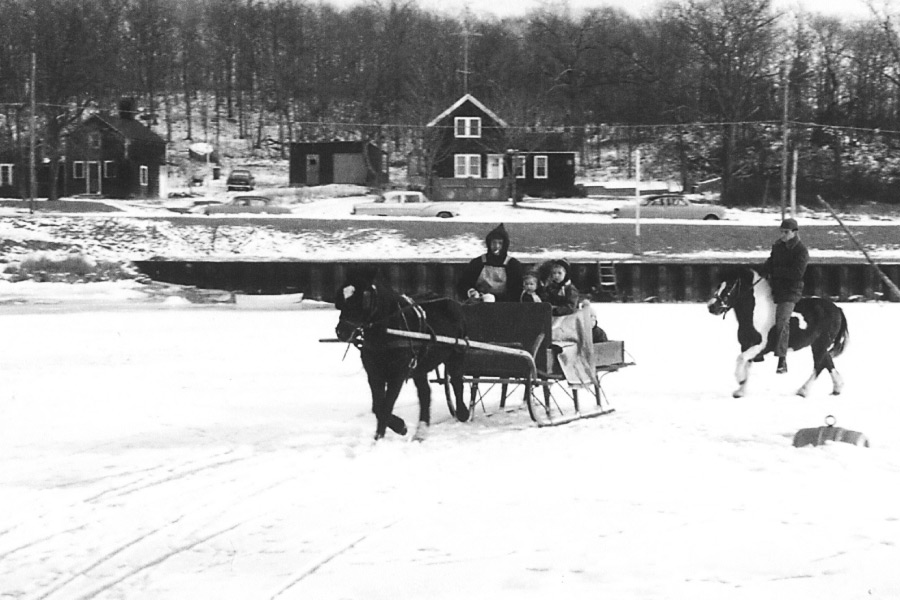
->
1 296 899 599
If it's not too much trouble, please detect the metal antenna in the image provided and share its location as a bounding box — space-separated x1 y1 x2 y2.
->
456 6 481 94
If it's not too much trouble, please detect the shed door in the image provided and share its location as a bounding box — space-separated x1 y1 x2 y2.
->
333 153 366 184
306 155 320 185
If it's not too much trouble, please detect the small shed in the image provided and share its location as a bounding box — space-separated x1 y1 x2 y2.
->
66 102 167 199
289 141 386 187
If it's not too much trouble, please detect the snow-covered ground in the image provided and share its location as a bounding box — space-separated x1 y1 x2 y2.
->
1 285 898 599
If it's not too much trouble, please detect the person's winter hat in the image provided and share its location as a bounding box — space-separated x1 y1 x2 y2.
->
484 223 510 256
549 258 570 273
780 218 799 231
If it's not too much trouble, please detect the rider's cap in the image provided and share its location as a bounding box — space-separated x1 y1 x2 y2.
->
780 218 799 231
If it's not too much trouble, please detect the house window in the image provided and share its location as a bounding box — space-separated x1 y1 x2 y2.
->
0 164 13 186
454 117 481 138
139 165 149 186
534 155 548 179
89 132 101 149
514 155 526 179
73 161 85 179
454 154 481 178
103 161 117 178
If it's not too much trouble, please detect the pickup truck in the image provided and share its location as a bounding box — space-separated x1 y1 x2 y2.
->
226 168 255 191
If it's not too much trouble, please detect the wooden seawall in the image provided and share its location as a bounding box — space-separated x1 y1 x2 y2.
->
132 259 900 303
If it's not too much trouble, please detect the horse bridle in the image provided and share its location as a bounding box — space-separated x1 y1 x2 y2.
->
711 272 764 318
711 279 741 317
341 287 430 363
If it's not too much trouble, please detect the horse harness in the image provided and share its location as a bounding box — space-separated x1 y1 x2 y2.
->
345 288 436 375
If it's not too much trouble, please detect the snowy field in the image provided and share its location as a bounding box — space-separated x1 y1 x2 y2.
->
1 288 899 600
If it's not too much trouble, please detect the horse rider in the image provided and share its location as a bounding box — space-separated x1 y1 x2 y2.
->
762 217 809 374
457 223 524 303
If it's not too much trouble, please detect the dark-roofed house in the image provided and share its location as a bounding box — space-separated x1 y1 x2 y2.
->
425 94 577 201
66 105 167 199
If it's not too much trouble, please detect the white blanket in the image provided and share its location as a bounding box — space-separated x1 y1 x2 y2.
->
551 307 598 388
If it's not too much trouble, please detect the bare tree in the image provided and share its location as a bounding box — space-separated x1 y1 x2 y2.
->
669 0 781 202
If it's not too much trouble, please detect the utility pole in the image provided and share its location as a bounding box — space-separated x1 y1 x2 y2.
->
780 63 790 220
634 149 642 256
456 9 481 94
29 52 36 214
791 148 798 216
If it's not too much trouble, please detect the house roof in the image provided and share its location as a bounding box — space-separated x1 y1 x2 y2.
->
87 114 166 144
426 94 508 128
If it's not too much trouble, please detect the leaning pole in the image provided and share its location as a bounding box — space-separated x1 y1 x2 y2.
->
817 194 900 302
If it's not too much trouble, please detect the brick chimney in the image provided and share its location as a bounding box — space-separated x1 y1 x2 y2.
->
118 97 138 120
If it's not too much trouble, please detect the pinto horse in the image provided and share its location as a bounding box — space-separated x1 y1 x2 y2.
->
334 272 469 441
707 267 848 398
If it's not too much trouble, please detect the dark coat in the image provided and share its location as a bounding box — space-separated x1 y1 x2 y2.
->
539 259 580 316
763 235 809 303
457 224 524 302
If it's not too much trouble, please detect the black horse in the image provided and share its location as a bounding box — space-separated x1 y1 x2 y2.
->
707 267 849 398
335 271 469 440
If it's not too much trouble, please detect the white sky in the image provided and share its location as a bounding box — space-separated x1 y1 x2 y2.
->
322 0 877 20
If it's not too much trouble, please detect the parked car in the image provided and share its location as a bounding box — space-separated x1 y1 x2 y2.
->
352 190 459 218
226 168 255 191
202 195 292 215
164 198 226 214
613 194 726 220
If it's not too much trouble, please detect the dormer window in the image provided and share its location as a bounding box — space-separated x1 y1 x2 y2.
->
89 132 101 149
455 117 481 138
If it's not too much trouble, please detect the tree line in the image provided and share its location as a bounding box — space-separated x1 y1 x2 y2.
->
2 0 900 203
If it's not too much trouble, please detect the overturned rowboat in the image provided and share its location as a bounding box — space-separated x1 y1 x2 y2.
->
233 292 304 308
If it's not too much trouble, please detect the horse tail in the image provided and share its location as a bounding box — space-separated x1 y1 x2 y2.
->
829 307 849 358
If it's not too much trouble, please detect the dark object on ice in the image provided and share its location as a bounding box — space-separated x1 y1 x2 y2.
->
793 415 869 448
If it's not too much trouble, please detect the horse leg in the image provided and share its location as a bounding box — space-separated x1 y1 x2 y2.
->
382 376 408 437
829 367 844 395
797 342 831 397
733 341 767 398
819 347 843 395
446 355 469 422
798 346 843 397
365 375 389 440
733 352 753 397
411 373 432 442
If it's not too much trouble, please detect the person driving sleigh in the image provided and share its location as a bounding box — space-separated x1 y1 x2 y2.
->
457 223 524 303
